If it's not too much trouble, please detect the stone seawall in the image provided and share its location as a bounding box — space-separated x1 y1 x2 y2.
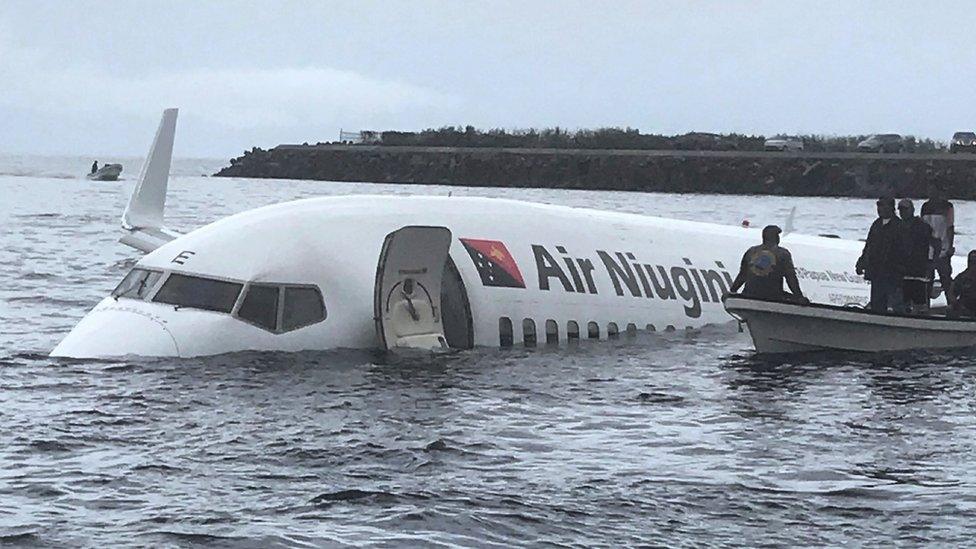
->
214 145 976 198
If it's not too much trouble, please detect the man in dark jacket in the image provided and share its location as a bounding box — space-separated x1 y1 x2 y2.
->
949 251 976 317
897 198 934 313
729 225 807 303
856 197 906 313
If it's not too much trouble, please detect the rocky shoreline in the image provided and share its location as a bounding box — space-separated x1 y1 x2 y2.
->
214 144 976 199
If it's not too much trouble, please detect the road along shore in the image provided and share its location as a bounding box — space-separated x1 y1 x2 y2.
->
214 145 976 198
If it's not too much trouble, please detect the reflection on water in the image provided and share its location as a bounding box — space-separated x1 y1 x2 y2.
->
3 160 976 545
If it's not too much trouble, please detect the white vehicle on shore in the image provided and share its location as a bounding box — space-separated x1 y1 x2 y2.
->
764 135 804 152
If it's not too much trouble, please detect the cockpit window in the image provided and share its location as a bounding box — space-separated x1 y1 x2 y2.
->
152 273 242 313
282 287 326 331
237 284 279 331
234 284 326 333
113 268 163 300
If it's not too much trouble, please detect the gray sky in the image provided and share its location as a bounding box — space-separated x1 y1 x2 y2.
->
1 1 973 158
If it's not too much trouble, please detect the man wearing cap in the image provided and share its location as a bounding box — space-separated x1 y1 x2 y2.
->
856 196 907 313
898 198 935 314
729 224 807 302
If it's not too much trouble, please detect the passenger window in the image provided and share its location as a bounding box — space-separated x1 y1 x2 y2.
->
112 268 162 300
626 323 638 337
607 322 619 339
499 317 513 347
237 284 279 331
545 320 559 345
567 321 580 340
523 318 537 347
153 273 242 313
646 324 657 332
282 286 326 331
587 321 600 339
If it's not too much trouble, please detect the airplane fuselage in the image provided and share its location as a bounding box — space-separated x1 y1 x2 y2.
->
52 195 921 358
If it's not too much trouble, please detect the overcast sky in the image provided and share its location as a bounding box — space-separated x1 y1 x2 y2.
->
1 1 973 158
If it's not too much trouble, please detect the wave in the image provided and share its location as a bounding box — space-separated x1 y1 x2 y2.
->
0 170 76 180
0 153 226 179
0 532 43 546
310 488 431 507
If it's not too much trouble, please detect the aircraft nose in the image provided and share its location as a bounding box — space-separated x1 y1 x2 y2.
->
50 306 180 358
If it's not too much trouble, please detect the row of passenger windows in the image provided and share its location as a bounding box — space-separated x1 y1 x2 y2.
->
112 268 326 334
498 317 680 347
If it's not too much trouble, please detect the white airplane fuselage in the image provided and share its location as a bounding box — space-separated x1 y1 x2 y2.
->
52 194 898 358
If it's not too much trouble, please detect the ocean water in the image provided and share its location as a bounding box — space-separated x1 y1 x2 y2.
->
3 154 976 546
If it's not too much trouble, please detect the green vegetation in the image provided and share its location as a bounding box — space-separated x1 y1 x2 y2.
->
354 126 946 153
376 126 753 150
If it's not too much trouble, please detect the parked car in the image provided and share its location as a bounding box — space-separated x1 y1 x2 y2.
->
764 135 804 152
950 131 976 153
856 134 904 153
673 132 739 151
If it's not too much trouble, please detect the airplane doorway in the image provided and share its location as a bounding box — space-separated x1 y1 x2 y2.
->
440 257 474 349
374 226 473 351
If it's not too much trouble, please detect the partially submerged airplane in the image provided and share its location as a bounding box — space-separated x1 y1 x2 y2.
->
53 110 934 358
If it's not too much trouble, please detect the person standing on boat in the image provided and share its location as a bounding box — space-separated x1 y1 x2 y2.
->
90 160 98 174
921 182 954 297
856 196 906 313
728 225 807 303
897 198 935 314
948 251 976 317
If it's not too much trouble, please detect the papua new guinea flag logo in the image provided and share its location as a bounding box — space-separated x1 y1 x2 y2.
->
460 238 526 288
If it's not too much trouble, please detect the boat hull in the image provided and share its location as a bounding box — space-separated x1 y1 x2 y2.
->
725 296 976 354
87 164 123 181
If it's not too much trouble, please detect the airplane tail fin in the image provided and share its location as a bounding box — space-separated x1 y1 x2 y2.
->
782 206 797 236
120 108 181 253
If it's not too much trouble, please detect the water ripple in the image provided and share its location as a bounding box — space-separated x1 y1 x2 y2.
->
5 167 976 545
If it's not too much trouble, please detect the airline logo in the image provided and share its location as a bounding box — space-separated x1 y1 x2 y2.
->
458 239 867 320
460 238 526 288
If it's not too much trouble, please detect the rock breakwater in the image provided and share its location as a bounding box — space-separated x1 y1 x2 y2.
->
215 145 976 198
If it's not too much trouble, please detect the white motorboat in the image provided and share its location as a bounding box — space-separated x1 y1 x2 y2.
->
724 294 976 354
87 163 123 181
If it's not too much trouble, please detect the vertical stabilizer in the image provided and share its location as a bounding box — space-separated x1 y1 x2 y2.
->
782 206 797 236
120 108 180 252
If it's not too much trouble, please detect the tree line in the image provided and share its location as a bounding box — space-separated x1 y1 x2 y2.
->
342 126 945 152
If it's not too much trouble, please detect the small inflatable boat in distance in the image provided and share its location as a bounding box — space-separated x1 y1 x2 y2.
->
723 294 976 354
87 163 123 181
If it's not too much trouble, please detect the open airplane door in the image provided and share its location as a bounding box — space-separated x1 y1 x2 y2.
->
374 226 455 351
